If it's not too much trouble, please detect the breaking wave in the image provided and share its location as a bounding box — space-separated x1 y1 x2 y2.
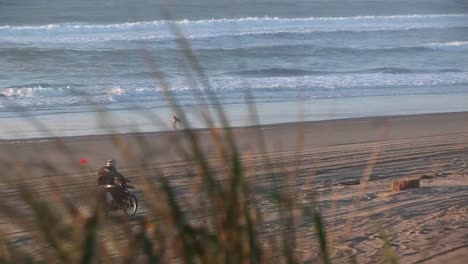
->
1 14 466 44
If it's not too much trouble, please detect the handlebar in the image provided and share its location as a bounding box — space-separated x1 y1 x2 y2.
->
100 184 135 190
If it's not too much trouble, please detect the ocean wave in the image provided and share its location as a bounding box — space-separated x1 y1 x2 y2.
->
367 67 413 74
358 67 462 74
426 41 468 50
226 68 314 77
0 85 94 98
226 67 463 77
108 86 162 96
3 41 465 61
188 44 457 63
194 41 468 55
1 14 466 30
1 71 468 110
314 46 432 56
1 14 466 44
0 47 127 57
103 72 468 93
0 86 73 97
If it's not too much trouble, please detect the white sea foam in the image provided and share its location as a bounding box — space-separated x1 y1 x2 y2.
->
0 86 73 97
2 71 467 103
107 86 161 102
1 14 466 30
427 41 468 48
1 72 467 117
1 14 466 44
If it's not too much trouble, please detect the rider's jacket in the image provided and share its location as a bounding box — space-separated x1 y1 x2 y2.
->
98 166 127 187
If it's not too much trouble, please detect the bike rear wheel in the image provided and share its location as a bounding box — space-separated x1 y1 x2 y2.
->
123 194 138 216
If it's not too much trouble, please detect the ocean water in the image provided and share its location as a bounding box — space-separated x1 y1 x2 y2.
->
1 0 468 139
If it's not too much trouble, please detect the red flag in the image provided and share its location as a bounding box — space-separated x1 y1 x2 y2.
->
80 158 88 164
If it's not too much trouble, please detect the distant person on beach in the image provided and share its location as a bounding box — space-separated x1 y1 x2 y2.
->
98 159 129 204
172 115 182 130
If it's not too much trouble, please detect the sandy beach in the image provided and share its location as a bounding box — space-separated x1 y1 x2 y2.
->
1 111 468 263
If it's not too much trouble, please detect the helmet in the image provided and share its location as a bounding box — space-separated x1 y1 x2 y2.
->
106 159 116 167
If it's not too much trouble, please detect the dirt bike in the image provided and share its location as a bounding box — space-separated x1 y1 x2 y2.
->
100 180 138 216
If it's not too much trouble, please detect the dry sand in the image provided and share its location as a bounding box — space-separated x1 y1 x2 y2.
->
1 111 468 263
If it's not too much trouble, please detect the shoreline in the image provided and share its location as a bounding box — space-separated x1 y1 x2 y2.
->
2 92 468 140
2 110 468 144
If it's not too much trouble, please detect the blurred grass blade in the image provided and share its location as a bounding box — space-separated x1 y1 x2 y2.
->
380 228 399 264
20 187 69 263
81 208 98 264
303 206 330 264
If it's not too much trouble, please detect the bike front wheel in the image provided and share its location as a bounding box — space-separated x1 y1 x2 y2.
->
123 194 138 216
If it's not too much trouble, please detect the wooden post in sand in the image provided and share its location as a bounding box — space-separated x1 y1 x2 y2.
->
392 179 420 191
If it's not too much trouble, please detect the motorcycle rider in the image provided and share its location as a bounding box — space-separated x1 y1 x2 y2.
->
98 159 129 205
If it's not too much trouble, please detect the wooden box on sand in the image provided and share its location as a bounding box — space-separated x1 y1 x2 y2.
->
392 179 420 191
